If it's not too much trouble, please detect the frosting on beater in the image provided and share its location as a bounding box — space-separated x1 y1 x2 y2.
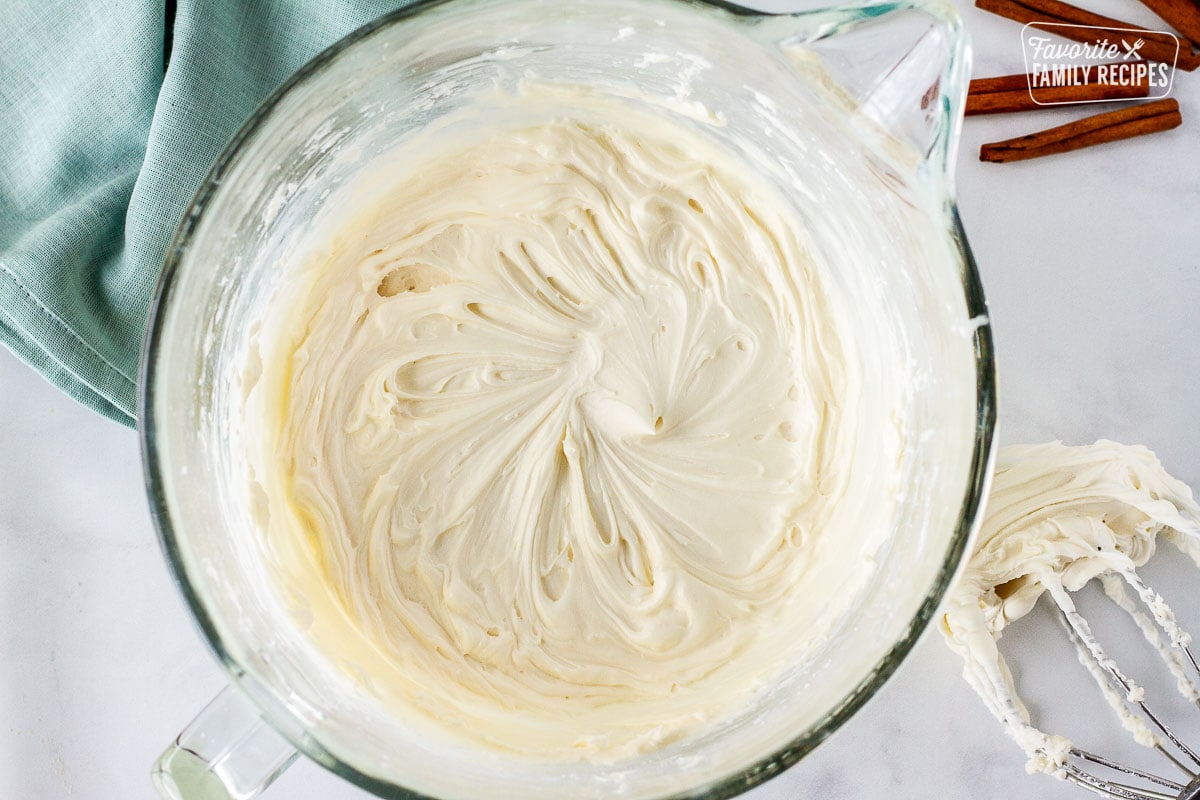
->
246 96 909 760
942 440 1200 775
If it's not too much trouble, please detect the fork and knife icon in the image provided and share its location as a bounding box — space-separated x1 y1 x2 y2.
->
1121 37 1147 58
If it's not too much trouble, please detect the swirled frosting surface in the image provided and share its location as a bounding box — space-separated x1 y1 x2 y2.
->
249 98 904 759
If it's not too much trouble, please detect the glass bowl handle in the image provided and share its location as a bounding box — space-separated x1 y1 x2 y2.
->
152 685 298 800
751 0 971 185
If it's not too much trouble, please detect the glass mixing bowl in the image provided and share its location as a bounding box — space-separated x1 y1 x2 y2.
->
139 0 996 798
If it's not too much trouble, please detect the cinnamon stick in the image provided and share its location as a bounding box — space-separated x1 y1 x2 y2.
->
1137 0 1200 49
970 72 1051 93
967 62 1151 114
975 0 1199 70
979 98 1181 162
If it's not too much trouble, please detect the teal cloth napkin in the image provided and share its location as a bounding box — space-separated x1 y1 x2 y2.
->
0 0 410 425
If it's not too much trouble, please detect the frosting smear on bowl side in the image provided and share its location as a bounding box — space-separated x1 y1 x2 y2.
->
942 440 1200 775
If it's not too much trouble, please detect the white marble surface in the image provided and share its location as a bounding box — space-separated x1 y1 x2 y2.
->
2 1 1199 797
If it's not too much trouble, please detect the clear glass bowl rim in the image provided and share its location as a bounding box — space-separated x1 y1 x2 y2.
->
138 1 998 798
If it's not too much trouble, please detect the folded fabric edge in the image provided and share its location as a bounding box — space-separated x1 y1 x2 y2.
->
0 280 137 429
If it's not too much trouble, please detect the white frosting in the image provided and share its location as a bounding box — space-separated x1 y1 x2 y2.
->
941 440 1200 775
245 94 910 760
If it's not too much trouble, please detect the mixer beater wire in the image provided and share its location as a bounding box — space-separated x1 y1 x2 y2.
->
1027 571 1200 800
